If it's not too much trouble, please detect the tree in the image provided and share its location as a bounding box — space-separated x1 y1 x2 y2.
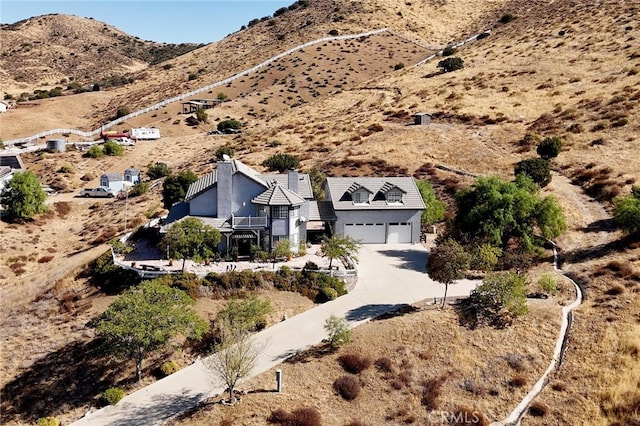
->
215 296 273 332
271 239 291 267
103 140 124 156
320 234 361 270
196 108 208 123
437 57 464 73
115 106 130 118
217 92 228 101
536 136 563 160
147 162 172 180
415 180 446 225
514 157 551 187
262 153 300 172
324 314 351 350
442 46 456 56
84 145 104 158
163 217 221 271
217 119 242 132
203 320 264 404
613 186 640 234
162 170 198 209
466 272 528 328
0 171 47 219
426 238 471 306
453 175 566 252
470 243 502 273
307 167 326 200
88 280 208 382
215 145 234 160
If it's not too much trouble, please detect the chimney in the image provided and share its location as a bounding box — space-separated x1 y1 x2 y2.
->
288 169 299 195
217 160 233 218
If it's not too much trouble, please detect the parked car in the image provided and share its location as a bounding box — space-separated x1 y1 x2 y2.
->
80 186 116 198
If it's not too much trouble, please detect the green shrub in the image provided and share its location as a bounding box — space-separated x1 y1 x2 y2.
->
613 187 640 234
103 140 124 156
393 62 405 70
36 417 60 426
147 162 172 179
58 164 74 174
103 387 125 405
115 106 130 118
262 153 300 172
537 136 563 159
160 360 180 376
442 46 456 56
217 119 242 132
499 13 516 24
84 145 104 158
477 32 490 40
538 274 557 295
437 57 464 73
324 314 351 349
196 108 208 123
320 286 338 301
328 29 339 36
129 182 150 197
217 92 228 101
514 158 551 187
188 73 198 81
215 145 234 160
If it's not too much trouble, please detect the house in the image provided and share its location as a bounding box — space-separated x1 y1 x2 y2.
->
130 127 160 140
124 168 141 184
0 154 26 192
165 158 313 255
100 172 134 192
164 158 427 256
324 177 425 244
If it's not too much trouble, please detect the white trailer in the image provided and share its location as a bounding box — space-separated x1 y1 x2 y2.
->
130 127 161 140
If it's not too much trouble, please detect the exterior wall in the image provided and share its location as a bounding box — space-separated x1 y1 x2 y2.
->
231 174 265 217
189 186 217 216
105 180 127 192
124 171 140 184
334 209 422 243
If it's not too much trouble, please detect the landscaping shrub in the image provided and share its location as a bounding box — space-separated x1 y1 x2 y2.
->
36 417 60 426
338 352 373 374
538 274 558 294
268 407 321 426
333 374 361 400
375 356 393 373
324 315 351 349
129 182 149 197
103 387 125 405
320 286 338 301
160 360 180 376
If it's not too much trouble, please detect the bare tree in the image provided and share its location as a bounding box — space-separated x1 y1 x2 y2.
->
204 322 265 404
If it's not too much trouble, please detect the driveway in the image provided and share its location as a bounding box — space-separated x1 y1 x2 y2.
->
72 244 478 426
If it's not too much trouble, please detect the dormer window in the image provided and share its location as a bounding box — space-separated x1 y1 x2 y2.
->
386 190 403 204
353 191 369 204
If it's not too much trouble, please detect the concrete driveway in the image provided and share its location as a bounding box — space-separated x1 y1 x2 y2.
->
72 244 479 426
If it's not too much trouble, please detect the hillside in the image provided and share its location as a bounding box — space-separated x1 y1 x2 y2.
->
1 0 639 425
0 14 203 94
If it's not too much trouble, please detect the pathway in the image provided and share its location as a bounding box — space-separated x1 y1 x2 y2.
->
71 244 478 426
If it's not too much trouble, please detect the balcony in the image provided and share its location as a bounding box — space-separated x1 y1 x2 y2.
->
232 215 268 229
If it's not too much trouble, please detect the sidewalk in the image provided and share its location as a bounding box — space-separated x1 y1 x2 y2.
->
72 244 478 426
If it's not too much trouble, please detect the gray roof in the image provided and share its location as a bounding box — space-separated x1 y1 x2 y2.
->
102 172 122 181
259 173 313 199
125 168 140 175
252 183 305 206
325 177 425 211
161 213 231 233
308 201 337 221
185 159 312 200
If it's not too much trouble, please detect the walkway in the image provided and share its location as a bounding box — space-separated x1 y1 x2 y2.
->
71 244 478 426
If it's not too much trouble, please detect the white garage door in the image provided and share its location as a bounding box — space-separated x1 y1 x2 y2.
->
387 222 412 244
344 223 386 244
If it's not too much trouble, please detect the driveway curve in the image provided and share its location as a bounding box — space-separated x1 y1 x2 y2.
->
71 244 478 426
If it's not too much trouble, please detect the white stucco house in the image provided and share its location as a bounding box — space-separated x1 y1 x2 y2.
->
164 158 426 256
100 168 140 192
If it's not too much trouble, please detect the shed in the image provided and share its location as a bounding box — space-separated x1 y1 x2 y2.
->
124 168 141 184
414 112 432 125
47 139 66 153
0 102 7 113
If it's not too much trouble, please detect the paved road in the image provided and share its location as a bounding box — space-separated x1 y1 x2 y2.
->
72 244 478 426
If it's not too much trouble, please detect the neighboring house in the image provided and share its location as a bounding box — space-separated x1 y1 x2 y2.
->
324 177 425 244
124 168 141 184
100 172 133 192
164 158 426 256
130 127 160 140
165 158 313 255
0 154 26 192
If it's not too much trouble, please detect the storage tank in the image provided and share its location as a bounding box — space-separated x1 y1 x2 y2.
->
47 139 66 153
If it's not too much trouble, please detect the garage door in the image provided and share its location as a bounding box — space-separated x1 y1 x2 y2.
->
344 223 386 244
387 223 412 244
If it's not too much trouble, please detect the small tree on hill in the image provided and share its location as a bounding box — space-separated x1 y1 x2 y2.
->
536 136 563 160
262 153 300 172
162 170 198 209
324 314 351 350
147 162 172 180
88 280 208 382
196 108 208 123
0 171 47 220
215 296 273 333
85 145 104 158
514 157 551 187
103 140 124 156
438 57 464 73
115 106 130 119
466 272 528 328
427 238 471 306
613 186 640 235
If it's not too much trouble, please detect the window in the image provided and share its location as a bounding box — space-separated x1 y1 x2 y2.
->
272 206 288 219
386 190 403 203
290 206 299 218
353 191 368 204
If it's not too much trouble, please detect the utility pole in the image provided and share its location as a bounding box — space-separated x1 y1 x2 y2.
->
124 189 129 234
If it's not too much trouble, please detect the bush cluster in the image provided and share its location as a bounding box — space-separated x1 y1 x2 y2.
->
338 353 373 374
268 406 321 426
147 162 172 179
333 374 361 400
103 387 125 405
160 360 180 376
262 153 300 172
36 417 60 426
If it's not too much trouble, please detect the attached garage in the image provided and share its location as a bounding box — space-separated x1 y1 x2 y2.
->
387 222 412 244
344 223 385 244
